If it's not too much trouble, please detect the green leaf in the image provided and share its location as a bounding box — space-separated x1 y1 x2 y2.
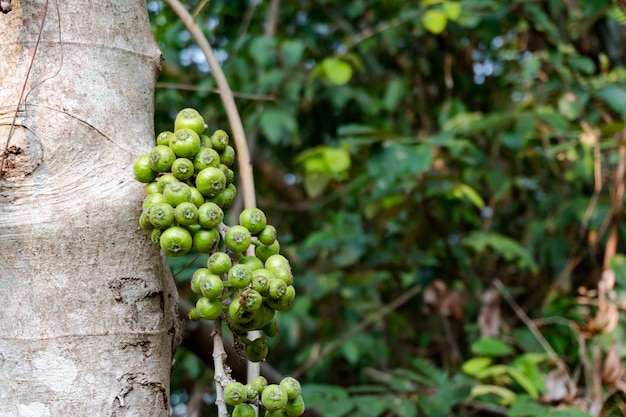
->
443 1 462 21
249 36 277 67
341 339 361 365
471 337 515 357
422 9 448 34
462 357 493 377
507 366 539 399
387 396 417 416
323 147 351 174
470 384 516 405
594 86 626 117
506 395 550 416
383 78 406 111
462 231 539 273
303 172 330 198
353 396 387 417
321 58 353 85
449 183 485 209
302 384 353 417
281 39 305 68
260 108 284 144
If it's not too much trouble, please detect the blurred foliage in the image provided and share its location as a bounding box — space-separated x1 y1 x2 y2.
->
147 0 626 416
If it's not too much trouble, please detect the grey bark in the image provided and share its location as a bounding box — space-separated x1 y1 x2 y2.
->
0 1 180 416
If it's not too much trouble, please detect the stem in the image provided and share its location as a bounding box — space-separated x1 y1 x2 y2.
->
212 317 230 417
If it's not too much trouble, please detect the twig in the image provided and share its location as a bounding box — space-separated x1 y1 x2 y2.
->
156 82 276 101
212 317 230 417
602 128 626 271
292 285 421 378
493 278 576 393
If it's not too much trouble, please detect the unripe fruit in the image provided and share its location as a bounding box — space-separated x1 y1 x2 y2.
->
239 207 267 235
193 147 221 171
255 240 280 262
268 278 287 299
246 336 268 362
171 157 194 180
233 403 255 417
169 128 201 158
270 265 294 286
207 251 232 275
196 166 226 197
196 297 222 320
160 226 193 257
266 285 295 311
228 264 253 289
150 228 163 247
189 186 205 207
149 145 176 172
197 202 224 229
240 289 263 312
174 202 199 226
174 108 206 135
225 225 252 253
211 129 229 151
157 173 179 192
223 381 247 406
239 255 264 271
190 268 210 294
200 133 213 148
265 411 288 417
149 203 175 228
134 153 158 183
188 307 201 321
228 298 255 324
220 145 236 167
193 227 220 253
139 212 155 230
211 186 236 209
156 131 173 146
251 269 275 295
186 222 202 235
284 395 305 417
279 377 301 400
143 192 165 210
265 254 290 271
258 225 277 245
163 181 192 207
261 384 288 411
144 181 161 195
250 376 268 395
262 318 280 337
198 271 224 299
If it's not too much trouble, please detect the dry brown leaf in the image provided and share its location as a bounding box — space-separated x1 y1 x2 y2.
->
478 288 500 337
440 291 465 321
423 280 447 314
541 368 573 404
602 343 625 386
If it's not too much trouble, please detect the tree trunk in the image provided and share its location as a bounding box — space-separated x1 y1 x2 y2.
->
0 1 179 416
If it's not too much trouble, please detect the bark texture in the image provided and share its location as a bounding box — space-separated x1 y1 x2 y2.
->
0 1 179 416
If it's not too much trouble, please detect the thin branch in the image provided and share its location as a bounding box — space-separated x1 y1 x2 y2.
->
493 279 577 393
292 284 421 378
166 0 256 210
156 82 276 101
